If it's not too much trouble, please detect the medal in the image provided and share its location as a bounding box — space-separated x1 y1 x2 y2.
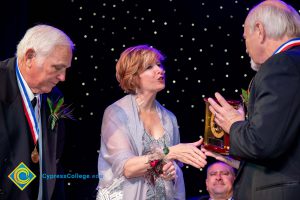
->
31 146 39 163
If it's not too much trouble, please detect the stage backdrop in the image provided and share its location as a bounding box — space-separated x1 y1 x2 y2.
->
1 0 299 199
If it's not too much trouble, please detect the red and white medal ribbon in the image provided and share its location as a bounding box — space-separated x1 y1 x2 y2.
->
274 38 300 54
15 62 39 144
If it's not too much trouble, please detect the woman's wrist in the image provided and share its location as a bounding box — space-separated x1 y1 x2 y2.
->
146 152 163 164
165 146 176 160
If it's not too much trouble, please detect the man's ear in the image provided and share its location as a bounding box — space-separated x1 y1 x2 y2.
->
255 21 266 44
24 49 36 68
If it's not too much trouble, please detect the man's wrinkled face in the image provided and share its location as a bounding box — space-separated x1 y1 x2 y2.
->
28 45 72 94
244 22 255 59
243 20 263 70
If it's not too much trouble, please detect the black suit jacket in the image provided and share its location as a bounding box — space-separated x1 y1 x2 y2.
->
0 57 65 199
229 46 300 199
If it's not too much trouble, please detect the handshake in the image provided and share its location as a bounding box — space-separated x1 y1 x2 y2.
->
165 136 239 170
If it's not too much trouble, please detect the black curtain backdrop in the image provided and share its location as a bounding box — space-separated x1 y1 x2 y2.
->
1 0 300 199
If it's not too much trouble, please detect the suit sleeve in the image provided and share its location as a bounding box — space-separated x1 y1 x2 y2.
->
229 54 300 161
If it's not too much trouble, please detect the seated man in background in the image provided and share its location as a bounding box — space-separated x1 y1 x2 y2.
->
204 161 235 200
189 161 235 200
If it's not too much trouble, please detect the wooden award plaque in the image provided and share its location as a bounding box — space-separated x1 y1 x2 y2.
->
203 98 240 155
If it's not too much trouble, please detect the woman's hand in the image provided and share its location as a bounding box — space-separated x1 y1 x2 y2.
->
167 137 207 169
202 147 240 169
160 161 176 181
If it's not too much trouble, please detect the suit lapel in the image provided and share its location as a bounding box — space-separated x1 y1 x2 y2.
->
41 93 57 200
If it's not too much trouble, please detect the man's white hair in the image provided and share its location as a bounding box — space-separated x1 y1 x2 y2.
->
16 24 74 64
246 0 300 39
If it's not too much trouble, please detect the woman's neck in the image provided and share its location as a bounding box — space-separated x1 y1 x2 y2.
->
135 92 156 112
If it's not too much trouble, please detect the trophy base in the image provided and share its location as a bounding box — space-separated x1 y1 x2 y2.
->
204 143 229 155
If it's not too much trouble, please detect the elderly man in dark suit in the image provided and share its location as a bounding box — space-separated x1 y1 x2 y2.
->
207 0 300 199
0 24 74 199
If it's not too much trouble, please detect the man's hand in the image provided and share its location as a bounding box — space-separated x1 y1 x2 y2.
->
201 147 240 169
207 92 245 133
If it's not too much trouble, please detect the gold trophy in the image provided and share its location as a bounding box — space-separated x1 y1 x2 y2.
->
203 98 241 155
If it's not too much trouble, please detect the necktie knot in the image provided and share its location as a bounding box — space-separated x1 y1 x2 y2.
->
31 97 37 108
